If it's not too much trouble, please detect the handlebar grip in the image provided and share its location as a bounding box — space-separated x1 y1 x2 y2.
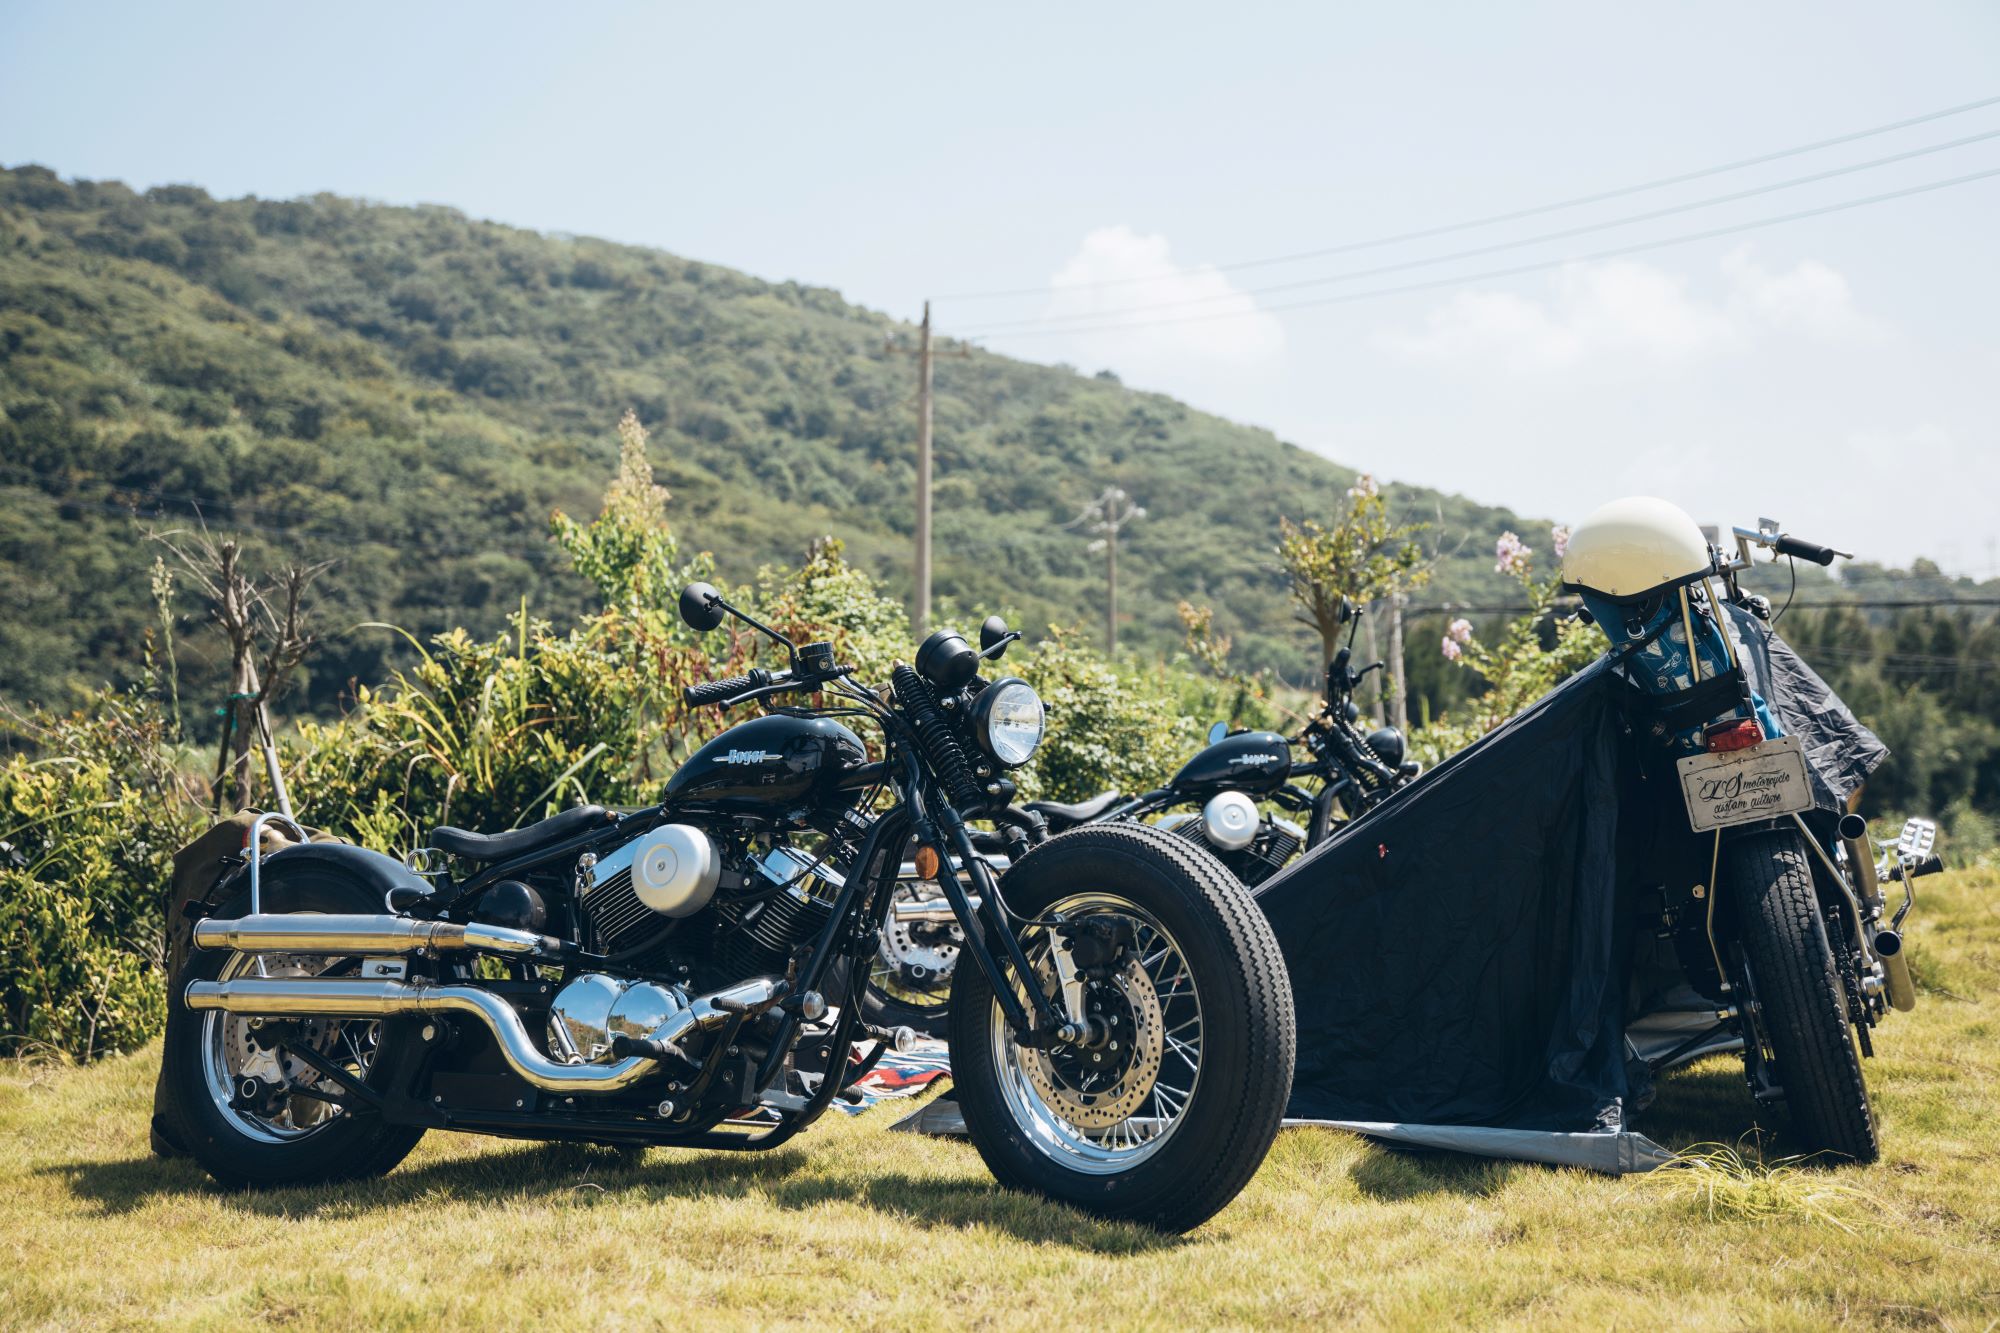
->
683 673 760 708
1775 534 1837 566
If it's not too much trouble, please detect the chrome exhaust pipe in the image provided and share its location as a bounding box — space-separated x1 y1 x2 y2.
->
193 913 554 958
183 974 784 1094
1839 813 1882 910
1873 930 1917 1012
889 896 964 925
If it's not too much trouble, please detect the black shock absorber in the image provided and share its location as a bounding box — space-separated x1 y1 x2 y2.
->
891 664 987 811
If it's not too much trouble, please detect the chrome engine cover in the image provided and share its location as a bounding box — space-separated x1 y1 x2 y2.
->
606 981 689 1045
548 973 692 1065
547 972 625 1064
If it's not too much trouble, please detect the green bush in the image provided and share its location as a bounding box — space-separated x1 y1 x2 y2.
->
0 685 202 1059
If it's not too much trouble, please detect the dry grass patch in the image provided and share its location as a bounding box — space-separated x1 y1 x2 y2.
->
4 867 1999 1330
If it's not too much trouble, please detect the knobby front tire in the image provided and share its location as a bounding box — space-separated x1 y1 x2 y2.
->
1726 829 1879 1163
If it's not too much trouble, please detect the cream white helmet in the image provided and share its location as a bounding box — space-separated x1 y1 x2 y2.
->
1561 496 1713 600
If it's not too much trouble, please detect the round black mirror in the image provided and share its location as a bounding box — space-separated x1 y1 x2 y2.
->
916 628 979 690
1207 720 1228 745
1337 596 1354 624
678 582 727 633
979 614 1011 659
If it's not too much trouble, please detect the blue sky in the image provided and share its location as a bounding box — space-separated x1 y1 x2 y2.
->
5 1 1997 569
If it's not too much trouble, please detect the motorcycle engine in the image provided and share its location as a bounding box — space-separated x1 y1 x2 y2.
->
577 834 840 985
1160 804 1304 888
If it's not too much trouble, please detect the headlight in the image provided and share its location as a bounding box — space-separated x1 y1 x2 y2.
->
971 677 1044 768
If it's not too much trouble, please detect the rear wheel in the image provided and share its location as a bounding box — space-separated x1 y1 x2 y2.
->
1726 829 1878 1163
156 870 426 1188
948 823 1294 1233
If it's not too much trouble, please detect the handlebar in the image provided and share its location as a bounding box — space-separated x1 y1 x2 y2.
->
1774 534 1838 567
683 670 774 709
683 662 856 710
1728 523 1851 572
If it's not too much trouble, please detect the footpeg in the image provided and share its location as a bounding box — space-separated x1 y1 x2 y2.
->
712 979 790 1017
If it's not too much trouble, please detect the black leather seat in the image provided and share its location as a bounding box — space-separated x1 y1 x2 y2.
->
429 805 615 863
1022 790 1124 829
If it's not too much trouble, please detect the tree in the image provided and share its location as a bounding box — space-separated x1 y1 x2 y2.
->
1277 474 1429 669
152 527 326 813
1422 525 1600 758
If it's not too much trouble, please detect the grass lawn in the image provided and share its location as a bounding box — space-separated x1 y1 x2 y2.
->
4 867 1998 1330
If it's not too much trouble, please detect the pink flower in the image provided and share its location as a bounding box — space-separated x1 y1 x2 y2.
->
1551 524 1570 560
1347 473 1380 501
1448 617 1473 644
1440 635 1462 662
1494 531 1532 576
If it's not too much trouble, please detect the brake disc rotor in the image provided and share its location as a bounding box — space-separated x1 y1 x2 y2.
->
873 883 961 1005
1022 955 1164 1130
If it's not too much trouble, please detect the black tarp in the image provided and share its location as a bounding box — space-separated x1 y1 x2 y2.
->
1254 613 1886 1148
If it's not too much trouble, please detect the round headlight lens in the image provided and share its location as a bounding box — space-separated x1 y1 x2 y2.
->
977 678 1045 768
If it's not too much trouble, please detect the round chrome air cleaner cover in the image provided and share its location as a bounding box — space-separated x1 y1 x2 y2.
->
1200 790 1261 852
592 823 721 918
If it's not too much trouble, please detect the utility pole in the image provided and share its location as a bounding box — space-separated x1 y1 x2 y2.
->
916 301 933 636
1387 590 1409 734
1069 486 1146 655
889 302 966 636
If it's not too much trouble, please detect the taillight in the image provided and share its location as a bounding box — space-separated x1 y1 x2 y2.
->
1705 718 1764 752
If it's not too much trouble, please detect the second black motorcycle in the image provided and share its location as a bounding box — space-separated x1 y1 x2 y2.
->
866 598 1420 1034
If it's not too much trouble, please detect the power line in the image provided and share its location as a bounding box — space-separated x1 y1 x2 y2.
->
935 93 2000 302
1406 597 2000 615
957 166 2000 341
952 127 2000 335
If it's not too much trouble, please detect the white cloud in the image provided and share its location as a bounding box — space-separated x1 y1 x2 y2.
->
1377 250 1882 377
1720 249 1885 342
1013 226 1285 400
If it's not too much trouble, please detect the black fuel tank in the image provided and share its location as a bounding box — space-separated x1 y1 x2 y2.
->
1170 730 1293 798
665 713 868 816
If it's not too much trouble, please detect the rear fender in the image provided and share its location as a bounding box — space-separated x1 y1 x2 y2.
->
214 841 435 917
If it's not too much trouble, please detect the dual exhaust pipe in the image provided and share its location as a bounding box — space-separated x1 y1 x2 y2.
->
184 913 782 1094
1838 815 1917 1014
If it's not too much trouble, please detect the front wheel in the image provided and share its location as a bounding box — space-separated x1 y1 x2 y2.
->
1726 829 1878 1163
947 823 1294 1233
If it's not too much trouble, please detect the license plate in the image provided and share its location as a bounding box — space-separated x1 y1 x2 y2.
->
1676 733 1813 832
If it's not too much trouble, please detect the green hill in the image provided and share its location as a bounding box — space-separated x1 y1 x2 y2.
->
0 163 1555 714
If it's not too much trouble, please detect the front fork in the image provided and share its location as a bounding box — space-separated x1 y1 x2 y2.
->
889 758 1069 1044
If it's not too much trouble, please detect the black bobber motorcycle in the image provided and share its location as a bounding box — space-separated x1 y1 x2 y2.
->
154 585 1295 1232
866 597 1420 1035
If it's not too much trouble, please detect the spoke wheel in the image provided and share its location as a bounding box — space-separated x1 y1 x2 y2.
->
200 953 383 1144
991 894 1201 1172
156 869 426 1189
948 822 1293 1234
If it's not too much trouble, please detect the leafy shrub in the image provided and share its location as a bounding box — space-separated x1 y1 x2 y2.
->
0 685 202 1059
1416 527 1600 763
1014 626 1203 803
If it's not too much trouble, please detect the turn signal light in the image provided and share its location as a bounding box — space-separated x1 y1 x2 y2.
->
1704 718 1765 753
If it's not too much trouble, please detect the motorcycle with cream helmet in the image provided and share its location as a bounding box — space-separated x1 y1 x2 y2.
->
1563 497 1939 1163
